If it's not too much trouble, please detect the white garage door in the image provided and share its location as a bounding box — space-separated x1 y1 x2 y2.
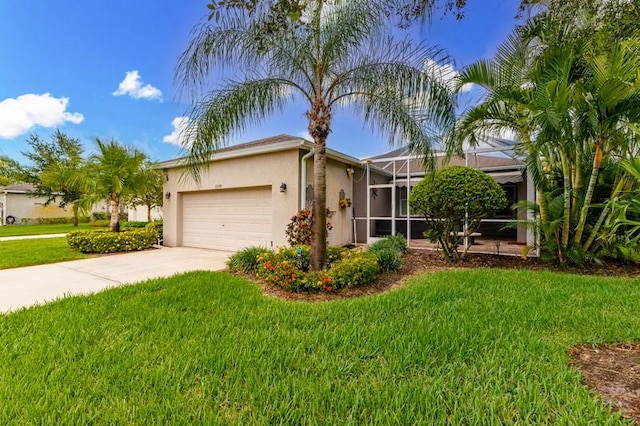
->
182 187 273 251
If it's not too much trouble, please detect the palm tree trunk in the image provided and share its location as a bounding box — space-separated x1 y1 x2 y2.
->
574 143 603 246
310 139 327 270
72 204 79 227
583 174 629 252
110 195 120 232
559 150 572 253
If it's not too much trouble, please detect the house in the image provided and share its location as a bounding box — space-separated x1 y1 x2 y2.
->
158 135 360 251
159 134 535 252
1 184 73 225
0 183 140 225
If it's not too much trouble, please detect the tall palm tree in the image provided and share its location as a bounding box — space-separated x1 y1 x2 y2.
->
86 139 147 232
177 0 455 269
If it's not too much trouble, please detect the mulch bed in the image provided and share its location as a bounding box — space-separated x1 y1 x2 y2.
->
235 248 640 423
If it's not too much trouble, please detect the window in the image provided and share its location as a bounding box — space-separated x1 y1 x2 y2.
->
493 184 517 218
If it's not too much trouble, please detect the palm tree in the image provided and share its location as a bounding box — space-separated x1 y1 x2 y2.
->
177 1 455 269
454 2 640 264
86 139 147 232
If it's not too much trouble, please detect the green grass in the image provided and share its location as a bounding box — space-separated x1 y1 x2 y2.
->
0 237 88 269
0 223 96 237
0 269 637 424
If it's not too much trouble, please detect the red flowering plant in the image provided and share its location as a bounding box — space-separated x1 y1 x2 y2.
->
285 208 333 246
256 251 304 291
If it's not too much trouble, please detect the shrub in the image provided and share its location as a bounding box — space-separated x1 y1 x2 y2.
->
256 250 304 291
145 221 163 242
123 221 147 229
369 245 403 272
255 245 349 292
90 220 110 228
67 229 156 253
33 216 89 225
409 166 507 262
328 251 379 288
91 212 108 221
227 246 270 273
299 270 333 292
369 235 408 254
285 208 333 246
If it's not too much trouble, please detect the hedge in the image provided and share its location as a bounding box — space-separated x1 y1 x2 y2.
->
67 230 156 254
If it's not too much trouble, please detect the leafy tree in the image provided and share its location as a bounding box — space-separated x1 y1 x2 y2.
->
409 166 507 262
0 155 24 186
21 130 89 226
86 139 148 232
178 0 455 269
127 162 163 222
205 0 469 30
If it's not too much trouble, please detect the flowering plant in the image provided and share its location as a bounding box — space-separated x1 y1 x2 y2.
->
285 208 333 246
339 198 352 208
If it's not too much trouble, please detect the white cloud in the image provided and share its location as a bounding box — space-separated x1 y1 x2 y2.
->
113 70 163 101
163 116 194 147
297 130 312 141
0 93 84 139
424 59 474 93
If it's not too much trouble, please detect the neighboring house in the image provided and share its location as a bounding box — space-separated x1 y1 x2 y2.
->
127 205 163 222
159 134 535 252
0 184 73 225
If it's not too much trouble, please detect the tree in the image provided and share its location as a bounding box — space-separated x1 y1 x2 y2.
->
454 0 640 264
0 155 23 186
127 162 163 222
409 166 507 262
178 0 455 270
86 139 147 232
21 130 89 226
205 0 470 29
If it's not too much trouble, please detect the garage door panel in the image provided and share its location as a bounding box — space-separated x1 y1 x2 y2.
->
182 188 273 251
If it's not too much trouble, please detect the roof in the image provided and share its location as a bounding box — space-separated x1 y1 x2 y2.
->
1 183 35 193
157 134 362 169
371 153 523 176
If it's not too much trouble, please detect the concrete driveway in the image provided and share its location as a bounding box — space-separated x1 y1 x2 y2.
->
0 246 231 314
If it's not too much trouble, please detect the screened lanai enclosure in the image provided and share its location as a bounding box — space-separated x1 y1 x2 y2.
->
351 138 537 256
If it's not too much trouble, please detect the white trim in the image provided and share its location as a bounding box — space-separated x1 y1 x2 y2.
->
157 138 362 169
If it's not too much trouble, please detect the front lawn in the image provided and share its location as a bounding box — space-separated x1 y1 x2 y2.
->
0 237 88 269
0 223 96 237
0 269 636 424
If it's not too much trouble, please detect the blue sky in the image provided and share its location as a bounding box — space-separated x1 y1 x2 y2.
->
0 0 521 164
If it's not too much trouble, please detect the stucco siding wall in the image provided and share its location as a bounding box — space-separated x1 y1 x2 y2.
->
3 193 72 222
163 150 300 248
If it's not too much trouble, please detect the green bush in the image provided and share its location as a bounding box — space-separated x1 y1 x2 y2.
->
409 166 508 262
123 221 148 229
145 221 163 242
34 216 90 225
67 230 156 254
227 246 270 273
91 212 108 221
90 220 110 228
328 251 379 288
369 245 403 272
369 235 408 254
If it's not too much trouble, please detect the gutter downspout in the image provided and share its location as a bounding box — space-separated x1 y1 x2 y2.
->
300 148 314 210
